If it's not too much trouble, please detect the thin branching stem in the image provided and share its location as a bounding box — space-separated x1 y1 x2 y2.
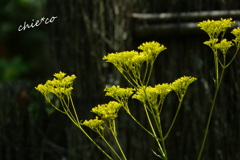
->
164 98 183 140
110 125 127 160
143 102 165 158
99 133 122 160
197 68 225 160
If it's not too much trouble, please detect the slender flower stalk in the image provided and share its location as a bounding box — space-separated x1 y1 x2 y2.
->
163 100 182 141
197 18 240 160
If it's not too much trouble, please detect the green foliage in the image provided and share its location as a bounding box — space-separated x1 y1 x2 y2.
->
0 0 49 82
0 56 30 81
0 0 45 36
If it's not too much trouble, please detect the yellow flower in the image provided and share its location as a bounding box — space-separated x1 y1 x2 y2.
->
82 116 105 132
155 83 172 98
231 27 240 46
171 76 197 100
132 86 146 103
35 71 76 99
232 27 240 37
203 38 218 48
104 85 134 104
198 18 235 39
143 86 159 106
138 41 166 63
133 83 172 108
103 50 140 73
91 101 122 120
54 71 66 80
215 39 233 55
103 41 167 86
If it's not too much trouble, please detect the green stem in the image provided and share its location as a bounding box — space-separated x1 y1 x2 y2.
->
225 47 240 68
126 110 156 139
48 100 65 114
70 96 80 124
149 105 168 160
55 97 113 160
145 63 154 86
199 45 240 160
99 133 123 160
143 61 149 84
158 99 165 115
124 104 162 141
121 70 138 88
79 127 114 160
155 112 168 160
197 69 225 160
61 100 80 127
143 103 165 158
164 98 183 140
110 127 127 160
62 99 78 124
142 87 167 159
214 51 219 85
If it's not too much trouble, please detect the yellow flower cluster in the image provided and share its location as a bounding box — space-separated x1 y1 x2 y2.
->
103 41 166 87
215 39 233 55
198 18 235 39
203 38 218 48
91 101 122 120
232 27 240 47
132 83 172 109
198 18 240 59
204 38 233 55
103 42 166 70
35 71 76 99
133 76 196 105
138 41 167 63
82 117 105 132
171 76 197 100
232 27 240 37
103 50 142 74
133 83 172 108
104 85 134 104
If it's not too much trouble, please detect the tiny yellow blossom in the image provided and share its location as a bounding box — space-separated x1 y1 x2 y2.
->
35 71 76 99
54 71 66 80
171 76 197 100
143 86 159 106
198 18 235 39
232 27 240 37
133 83 172 108
203 38 218 48
138 41 166 62
231 27 240 46
155 83 172 98
103 41 167 86
132 86 146 103
82 116 105 132
91 101 122 120
104 85 134 104
215 39 233 55
103 50 140 74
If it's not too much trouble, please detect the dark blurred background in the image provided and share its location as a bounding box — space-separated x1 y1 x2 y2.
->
0 0 240 160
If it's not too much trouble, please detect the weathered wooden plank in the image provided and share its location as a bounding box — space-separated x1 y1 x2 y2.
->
132 10 240 22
